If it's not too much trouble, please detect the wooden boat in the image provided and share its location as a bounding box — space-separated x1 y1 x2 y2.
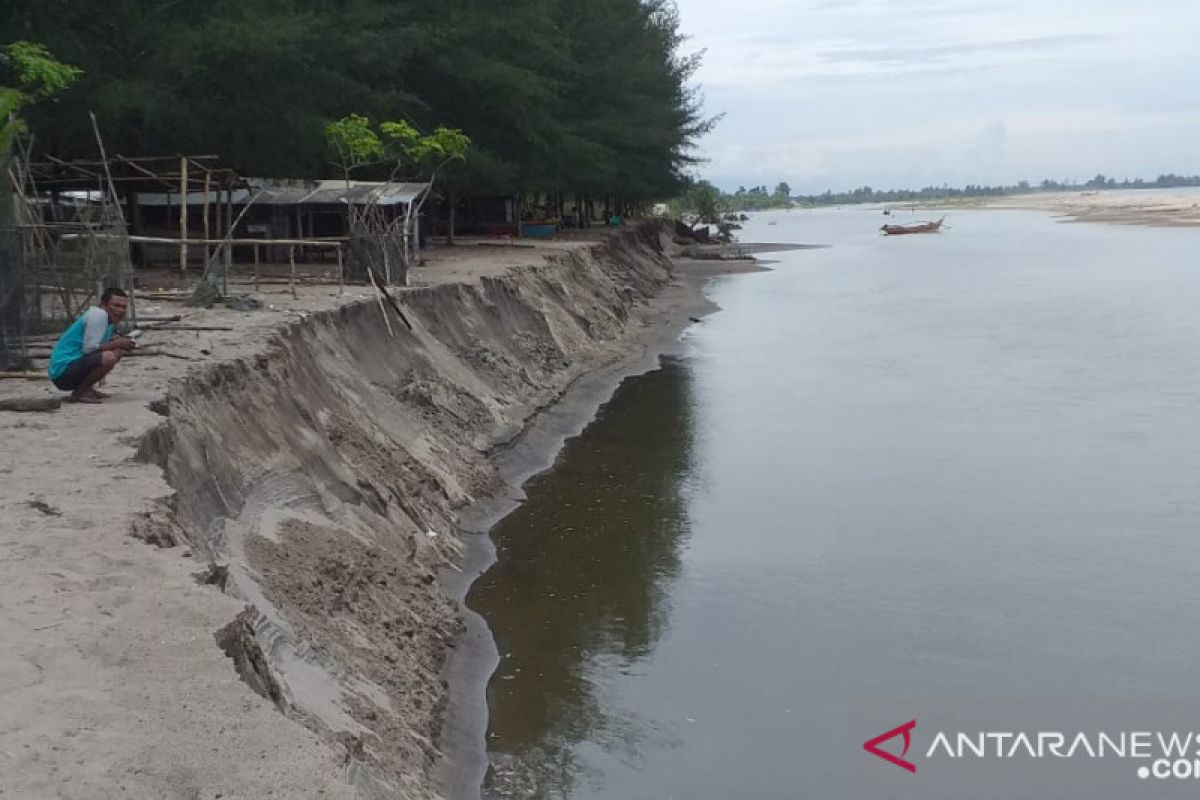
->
881 216 944 235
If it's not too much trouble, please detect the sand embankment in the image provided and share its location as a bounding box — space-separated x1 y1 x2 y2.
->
0 223 739 798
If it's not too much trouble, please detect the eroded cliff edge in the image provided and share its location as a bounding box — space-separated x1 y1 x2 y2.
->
135 224 681 797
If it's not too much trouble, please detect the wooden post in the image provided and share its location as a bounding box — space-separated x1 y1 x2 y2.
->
383 233 391 286
288 245 297 299
306 210 315 264
224 187 233 297
164 192 170 270
126 190 140 324
202 170 211 270
253 244 260 293
126 190 141 267
336 244 344 295
178 156 188 276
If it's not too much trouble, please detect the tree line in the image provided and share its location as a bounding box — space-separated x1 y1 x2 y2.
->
2 0 712 207
671 172 1200 216
793 173 1200 206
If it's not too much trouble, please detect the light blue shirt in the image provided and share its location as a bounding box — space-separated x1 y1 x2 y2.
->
48 307 114 379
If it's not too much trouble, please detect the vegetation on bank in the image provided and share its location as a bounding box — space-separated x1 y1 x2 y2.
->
669 179 792 218
667 180 789 242
670 172 1200 218
2 0 712 207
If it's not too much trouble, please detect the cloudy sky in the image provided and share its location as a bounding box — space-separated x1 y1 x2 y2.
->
676 0 1200 193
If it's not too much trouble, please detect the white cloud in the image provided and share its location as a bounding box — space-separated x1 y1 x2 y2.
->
675 0 1200 191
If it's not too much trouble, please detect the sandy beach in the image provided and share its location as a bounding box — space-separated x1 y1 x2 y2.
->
0 224 760 798
928 188 1200 227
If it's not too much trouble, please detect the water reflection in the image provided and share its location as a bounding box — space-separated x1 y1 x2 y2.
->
468 358 696 798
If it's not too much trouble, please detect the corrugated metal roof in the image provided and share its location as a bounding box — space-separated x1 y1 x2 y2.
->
132 179 430 207
252 185 312 205
135 189 253 206
296 180 429 206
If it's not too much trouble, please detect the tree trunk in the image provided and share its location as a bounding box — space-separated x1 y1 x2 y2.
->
447 200 457 246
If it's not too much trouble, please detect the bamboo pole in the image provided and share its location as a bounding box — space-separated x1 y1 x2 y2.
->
202 170 211 268
178 156 188 276
88 113 135 324
374 280 394 338
224 188 233 297
336 244 344 295
383 232 391 286
288 246 297 299
253 244 260 293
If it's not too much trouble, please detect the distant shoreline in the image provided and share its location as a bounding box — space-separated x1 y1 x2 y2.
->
905 187 1200 228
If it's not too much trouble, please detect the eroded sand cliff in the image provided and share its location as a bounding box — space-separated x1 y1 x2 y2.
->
0 224 747 798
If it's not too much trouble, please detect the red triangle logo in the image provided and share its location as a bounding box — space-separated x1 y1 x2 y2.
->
863 719 917 773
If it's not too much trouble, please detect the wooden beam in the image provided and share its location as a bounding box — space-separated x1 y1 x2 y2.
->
61 233 345 247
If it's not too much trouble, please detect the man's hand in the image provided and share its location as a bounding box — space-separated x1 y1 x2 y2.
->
109 337 136 352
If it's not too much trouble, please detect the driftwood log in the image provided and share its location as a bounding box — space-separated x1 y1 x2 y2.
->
0 396 62 413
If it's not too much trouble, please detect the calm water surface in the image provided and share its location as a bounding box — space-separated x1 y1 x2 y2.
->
469 205 1200 799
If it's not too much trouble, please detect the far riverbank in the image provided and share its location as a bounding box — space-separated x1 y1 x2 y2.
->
905 187 1200 227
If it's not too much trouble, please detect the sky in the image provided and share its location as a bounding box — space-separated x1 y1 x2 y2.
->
676 0 1200 194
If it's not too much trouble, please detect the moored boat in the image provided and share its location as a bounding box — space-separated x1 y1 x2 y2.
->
881 216 945 235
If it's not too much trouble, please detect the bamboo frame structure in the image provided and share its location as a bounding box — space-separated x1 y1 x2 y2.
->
11 147 425 352
61 233 346 297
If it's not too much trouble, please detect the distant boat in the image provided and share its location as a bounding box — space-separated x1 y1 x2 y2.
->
881 216 945 235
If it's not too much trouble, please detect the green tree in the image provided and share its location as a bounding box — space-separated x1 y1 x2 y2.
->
326 113 470 268
325 113 386 183
1 41 81 222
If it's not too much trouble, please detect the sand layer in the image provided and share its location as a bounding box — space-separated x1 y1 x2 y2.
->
0 224 741 798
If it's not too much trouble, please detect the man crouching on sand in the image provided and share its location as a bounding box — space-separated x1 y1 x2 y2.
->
47 287 136 404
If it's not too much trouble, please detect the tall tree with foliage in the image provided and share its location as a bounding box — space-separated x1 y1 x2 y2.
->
3 0 710 208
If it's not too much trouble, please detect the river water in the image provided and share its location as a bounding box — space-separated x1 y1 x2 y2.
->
469 205 1200 799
